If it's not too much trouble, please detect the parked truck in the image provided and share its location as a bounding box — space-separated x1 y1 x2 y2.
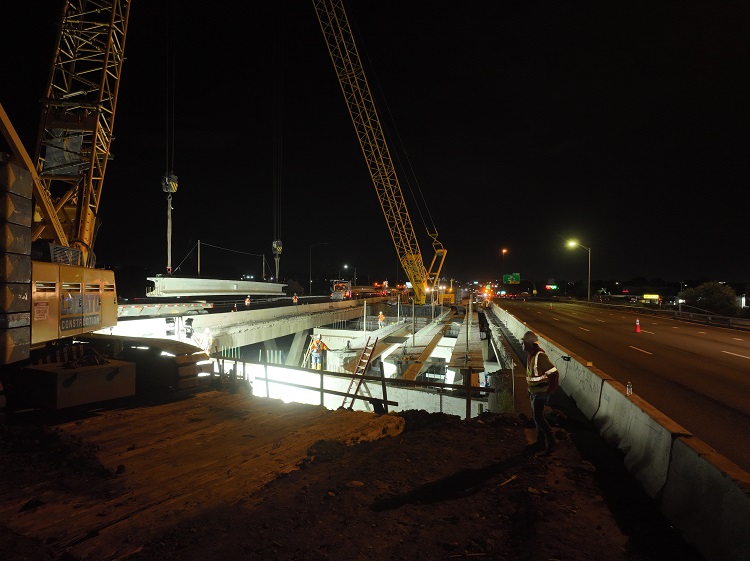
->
330 280 352 301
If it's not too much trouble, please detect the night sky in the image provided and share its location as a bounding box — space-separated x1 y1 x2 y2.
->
3 1 748 292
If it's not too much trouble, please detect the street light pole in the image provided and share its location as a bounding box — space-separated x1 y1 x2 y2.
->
343 264 357 285
309 242 328 295
500 248 507 293
566 240 591 302
430 288 435 321
586 245 591 302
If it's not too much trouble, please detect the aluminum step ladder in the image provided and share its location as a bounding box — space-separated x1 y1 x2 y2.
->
341 337 378 409
301 338 312 368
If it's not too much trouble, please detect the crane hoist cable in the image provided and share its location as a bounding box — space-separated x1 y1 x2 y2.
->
271 8 283 280
161 0 178 274
361 39 444 279
348 13 438 244
313 0 446 303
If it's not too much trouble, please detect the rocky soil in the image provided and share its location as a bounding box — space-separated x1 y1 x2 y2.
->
0 402 706 561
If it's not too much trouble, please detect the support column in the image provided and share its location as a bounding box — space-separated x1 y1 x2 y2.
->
286 331 310 367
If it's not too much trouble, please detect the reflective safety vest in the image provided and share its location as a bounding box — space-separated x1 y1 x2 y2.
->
526 349 557 394
293 295 298 303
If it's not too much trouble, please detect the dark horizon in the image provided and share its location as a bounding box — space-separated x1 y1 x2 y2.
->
3 1 748 286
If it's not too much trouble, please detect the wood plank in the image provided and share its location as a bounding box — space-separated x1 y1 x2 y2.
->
0 391 405 560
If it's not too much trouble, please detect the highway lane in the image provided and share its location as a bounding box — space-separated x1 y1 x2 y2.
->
492 299 750 474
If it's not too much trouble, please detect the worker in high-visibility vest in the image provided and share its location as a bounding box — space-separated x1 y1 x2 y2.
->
309 335 329 370
522 330 558 455
378 311 385 328
293 293 298 305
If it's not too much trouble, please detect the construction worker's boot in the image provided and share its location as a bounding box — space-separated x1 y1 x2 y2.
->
525 434 546 453
537 433 556 456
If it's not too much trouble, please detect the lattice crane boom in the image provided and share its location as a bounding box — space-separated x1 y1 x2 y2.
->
31 0 131 267
313 0 446 305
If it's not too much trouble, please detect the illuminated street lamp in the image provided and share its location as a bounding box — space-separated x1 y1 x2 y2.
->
566 240 591 302
500 248 507 293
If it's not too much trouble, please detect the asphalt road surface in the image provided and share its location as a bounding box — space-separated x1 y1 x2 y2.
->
492 298 750 474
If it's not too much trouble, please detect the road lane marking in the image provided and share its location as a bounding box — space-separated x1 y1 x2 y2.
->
629 346 652 355
732 337 744 341
596 319 606 323
640 330 654 334
578 327 590 332
722 351 750 360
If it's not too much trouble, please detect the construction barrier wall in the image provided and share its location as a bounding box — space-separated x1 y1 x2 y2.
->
488 304 750 561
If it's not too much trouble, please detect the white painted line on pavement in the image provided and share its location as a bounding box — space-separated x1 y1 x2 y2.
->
629 346 653 355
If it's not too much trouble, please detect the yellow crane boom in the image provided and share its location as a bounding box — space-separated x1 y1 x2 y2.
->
31 0 131 268
312 0 446 305
1 0 129 365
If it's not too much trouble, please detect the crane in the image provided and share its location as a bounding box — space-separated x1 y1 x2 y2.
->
1 0 130 365
1 1 212 410
31 0 130 269
312 0 446 305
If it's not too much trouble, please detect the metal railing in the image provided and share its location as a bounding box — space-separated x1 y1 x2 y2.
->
208 355 494 416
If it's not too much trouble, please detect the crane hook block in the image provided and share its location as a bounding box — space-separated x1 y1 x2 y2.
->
162 173 178 193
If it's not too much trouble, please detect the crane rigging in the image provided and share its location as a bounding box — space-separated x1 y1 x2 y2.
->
161 0 179 275
312 0 447 306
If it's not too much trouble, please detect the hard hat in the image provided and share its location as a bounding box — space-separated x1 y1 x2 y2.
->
315 334 321 340
522 330 538 343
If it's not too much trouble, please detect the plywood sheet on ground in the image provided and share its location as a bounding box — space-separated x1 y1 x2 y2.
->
0 390 405 560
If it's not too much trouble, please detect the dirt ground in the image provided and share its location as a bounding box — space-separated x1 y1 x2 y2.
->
0 395 706 561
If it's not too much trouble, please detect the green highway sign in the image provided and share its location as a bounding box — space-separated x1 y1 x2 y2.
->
503 273 520 285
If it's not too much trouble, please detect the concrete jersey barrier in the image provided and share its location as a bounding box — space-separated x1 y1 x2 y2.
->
487 304 750 561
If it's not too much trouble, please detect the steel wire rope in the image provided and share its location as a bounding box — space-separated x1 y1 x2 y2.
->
172 242 270 278
162 0 178 274
271 5 284 279
164 2 175 180
347 11 440 243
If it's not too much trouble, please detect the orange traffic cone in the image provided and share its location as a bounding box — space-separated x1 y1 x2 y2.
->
635 319 640 333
